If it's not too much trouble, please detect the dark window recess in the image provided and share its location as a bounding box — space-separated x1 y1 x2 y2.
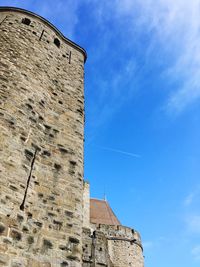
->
39 30 45 41
54 38 60 48
69 51 72 64
22 18 31 26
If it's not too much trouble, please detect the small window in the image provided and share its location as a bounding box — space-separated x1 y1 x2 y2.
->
54 38 60 48
22 18 31 26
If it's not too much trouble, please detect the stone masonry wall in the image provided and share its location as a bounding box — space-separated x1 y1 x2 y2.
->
98 224 144 267
82 182 90 229
0 8 86 267
83 225 144 267
82 228 113 267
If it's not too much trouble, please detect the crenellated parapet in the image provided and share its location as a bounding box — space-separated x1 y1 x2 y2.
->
83 224 144 267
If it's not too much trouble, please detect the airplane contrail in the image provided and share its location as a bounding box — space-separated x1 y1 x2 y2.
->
97 145 141 158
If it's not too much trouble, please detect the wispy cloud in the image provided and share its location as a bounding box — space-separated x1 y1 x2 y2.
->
192 245 200 261
184 192 196 207
113 0 200 114
116 0 200 113
184 187 200 207
186 215 200 234
95 145 141 158
85 0 200 137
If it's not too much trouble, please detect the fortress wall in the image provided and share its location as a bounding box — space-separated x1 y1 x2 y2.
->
82 228 112 267
83 181 90 228
97 224 144 267
0 8 85 267
82 225 144 267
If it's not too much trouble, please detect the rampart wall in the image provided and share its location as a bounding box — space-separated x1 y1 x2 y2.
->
83 225 144 267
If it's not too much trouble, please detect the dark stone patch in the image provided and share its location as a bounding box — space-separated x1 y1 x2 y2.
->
34 221 43 228
48 212 56 217
10 229 22 241
59 147 68 154
3 237 12 244
59 245 69 251
43 239 53 249
27 235 34 244
29 116 37 123
69 160 76 166
60 261 68 266
24 149 34 160
0 223 5 234
67 255 78 261
17 214 24 222
44 124 51 130
27 212 32 219
65 211 73 218
48 195 55 201
25 103 33 110
42 150 51 157
9 184 18 191
22 226 29 232
69 236 79 244
54 163 62 171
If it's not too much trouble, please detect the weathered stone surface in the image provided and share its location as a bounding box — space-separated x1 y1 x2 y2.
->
0 7 144 267
82 225 144 267
83 184 144 267
0 7 85 267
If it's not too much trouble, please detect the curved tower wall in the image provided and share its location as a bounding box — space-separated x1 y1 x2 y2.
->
0 8 86 267
82 224 144 267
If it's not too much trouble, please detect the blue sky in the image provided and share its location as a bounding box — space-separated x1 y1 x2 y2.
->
1 1 200 266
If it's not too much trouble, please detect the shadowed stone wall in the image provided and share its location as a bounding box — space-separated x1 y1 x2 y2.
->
0 7 86 267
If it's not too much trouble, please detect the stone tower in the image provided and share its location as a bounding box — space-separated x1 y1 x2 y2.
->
0 6 144 267
0 7 86 267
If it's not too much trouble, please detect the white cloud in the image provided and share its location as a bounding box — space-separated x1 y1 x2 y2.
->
184 192 196 207
34 0 80 39
186 215 200 233
192 245 200 260
184 187 200 207
5 0 200 117
114 0 200 113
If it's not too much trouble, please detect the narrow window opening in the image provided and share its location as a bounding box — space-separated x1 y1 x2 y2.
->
54 38 60 48
69 51 72 64
39 30 45 41
22 18 31 26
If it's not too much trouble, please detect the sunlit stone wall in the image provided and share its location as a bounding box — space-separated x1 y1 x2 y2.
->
0 7 86 267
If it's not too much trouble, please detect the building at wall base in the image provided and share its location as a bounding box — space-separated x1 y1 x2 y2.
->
0 7 144 267
82 182 144 267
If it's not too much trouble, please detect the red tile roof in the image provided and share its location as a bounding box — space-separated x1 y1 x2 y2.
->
90 198 121 226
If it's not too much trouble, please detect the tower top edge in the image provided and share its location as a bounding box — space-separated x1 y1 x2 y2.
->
0 6 87 62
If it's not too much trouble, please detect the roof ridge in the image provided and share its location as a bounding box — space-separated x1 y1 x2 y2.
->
90 197 107 202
